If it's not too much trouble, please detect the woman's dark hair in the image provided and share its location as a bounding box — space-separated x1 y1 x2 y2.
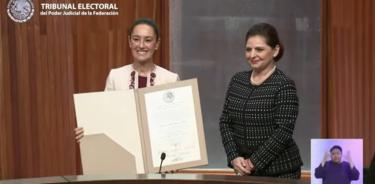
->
245 23 284 61
128 18 160 40
330 145 343 153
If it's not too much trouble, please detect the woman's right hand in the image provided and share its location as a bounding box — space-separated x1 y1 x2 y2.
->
321 151 330 167
231 157 251 176
74 127 84 143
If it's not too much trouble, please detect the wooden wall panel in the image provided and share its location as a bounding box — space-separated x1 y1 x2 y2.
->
0 0 169 179
322 0 375 167
0 0 15 176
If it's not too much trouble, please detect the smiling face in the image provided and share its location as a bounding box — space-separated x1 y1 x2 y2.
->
245 35 279 72
128 24 160 64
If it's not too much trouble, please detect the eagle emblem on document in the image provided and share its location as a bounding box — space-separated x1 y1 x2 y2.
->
163 91 175 103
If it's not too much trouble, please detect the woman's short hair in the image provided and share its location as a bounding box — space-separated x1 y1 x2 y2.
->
330 145 343 153
128 18 160 40
245 23 284 61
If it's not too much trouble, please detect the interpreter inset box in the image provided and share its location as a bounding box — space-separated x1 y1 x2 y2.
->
311 139 363 184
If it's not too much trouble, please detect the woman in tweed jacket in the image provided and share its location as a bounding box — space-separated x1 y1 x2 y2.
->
220 23 303 178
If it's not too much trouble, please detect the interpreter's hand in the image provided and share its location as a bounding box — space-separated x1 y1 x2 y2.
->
321 151 330 167
231 157 251 176
74 127 84 143
344 151 354 168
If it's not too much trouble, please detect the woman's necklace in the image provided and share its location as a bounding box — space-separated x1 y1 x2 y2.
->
250 65 276 85
129 65 156 89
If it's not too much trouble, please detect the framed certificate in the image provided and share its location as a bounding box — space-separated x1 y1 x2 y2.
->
74 78 208 174
137 78 208 173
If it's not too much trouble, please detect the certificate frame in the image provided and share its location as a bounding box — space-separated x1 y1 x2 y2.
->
137 78 208 173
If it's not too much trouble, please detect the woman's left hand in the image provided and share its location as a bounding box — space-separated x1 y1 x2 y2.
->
245 159 255 173
344 151 354 169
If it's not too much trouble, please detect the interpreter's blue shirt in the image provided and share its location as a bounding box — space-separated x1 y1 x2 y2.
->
315 160 359 184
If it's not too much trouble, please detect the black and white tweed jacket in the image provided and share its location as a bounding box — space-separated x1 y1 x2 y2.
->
220 68 303 176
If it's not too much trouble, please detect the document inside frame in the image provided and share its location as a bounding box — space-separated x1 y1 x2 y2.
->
73 78 208 174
